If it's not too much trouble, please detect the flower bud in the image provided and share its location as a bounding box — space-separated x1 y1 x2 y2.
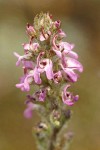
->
26 23 36 37
54 20 61 28
50 110 61 127
33 122 48 139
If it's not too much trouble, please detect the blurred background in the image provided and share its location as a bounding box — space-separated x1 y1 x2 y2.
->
0 0 100 150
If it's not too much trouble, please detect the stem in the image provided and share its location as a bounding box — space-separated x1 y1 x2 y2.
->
49 127 59 150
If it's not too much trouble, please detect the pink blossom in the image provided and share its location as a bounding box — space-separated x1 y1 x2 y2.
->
52 36 78 59
62 84 79 106
16 67 42 91
38 58 53 80
36 52 53 80
26 24 36 37
14 52 24 66
61 57 83 82
53 71 62 84
16 74 33 91
24 102 34 118
58 29 66 38
54 20 61 28
59 42 78 59
14 52 32 66
14 12 83 115
22 61 34 70
40 34 46 41
23 43 39 52
35 88 47 101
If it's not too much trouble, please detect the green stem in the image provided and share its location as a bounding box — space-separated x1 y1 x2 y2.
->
49 127 59 150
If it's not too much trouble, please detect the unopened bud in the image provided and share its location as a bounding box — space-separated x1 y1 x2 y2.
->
26 23 36 37
54 20 61 28
50 110 61 127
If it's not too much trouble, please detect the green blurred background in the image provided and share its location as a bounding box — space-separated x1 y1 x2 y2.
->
0 0 100 150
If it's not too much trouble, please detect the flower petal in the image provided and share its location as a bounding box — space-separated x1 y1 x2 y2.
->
40 34 45 41
67 51 78 59
22 61 34 69
52 48 62 58
53 71 62 83
38 89 46 101
24 102 34 118
64 68 79 82
62 84 79 106
14 52 22 66
45 60 53 80
26 24 35 36
33 67 42 84
67 57 83 72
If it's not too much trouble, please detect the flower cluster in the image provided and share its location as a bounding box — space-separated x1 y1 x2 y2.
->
14 12 83 118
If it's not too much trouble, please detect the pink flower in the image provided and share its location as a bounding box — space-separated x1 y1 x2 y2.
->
16 74 33 91
14 52 24 66
24 101 41 118
62 84 79 106
16 67 42 91
40 34 46 41
22 61 34 70
23 43 39 52
14 12 83 114
54 20 61 28
26 24 36 37
59 42 78 59
61 56 83 82
38 59 53 80
14 52 32 66
35 88 47 101
53 71 62 84
36 52 53 80
24 102 34 118
25 87 47 103
58 29 66 38
52 36 78 59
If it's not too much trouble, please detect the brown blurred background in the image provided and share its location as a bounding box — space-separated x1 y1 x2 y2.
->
0 0 100 150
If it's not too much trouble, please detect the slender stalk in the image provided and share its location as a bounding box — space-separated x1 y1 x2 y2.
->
49 127 59 150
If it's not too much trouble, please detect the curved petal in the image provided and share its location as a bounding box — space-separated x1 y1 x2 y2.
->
67 57 83 72
23 43 30 50
26 24 35 36
45 60 53 80
33 67 42 84
58 29 66 38
40 34 45 41
24 77 30 91
16 83 26 91
62 84 79 106
60 42 74 51
14 52 22 66
52 48 62 58
64 50 78 59
64 68 79 82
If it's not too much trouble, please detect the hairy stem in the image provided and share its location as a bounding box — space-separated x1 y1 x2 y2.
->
49 127 59 150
